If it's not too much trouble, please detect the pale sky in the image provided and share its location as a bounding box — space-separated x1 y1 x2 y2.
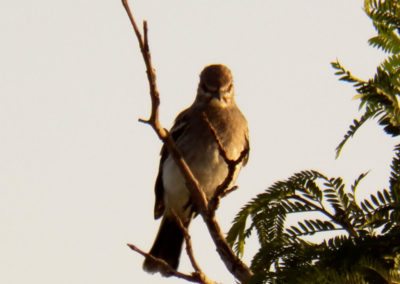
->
1 1 397 284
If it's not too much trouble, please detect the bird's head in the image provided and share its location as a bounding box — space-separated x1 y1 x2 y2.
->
196 64 234 108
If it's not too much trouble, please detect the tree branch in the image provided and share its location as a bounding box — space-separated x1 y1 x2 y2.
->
127 243 205 283
201 112 249 212
173 214 216 284
122 1 253 282
289 195 359 238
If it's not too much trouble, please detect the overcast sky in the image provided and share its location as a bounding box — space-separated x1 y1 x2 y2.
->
1 1 397 283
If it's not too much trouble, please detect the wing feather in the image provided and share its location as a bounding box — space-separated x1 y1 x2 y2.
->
153 108 191 219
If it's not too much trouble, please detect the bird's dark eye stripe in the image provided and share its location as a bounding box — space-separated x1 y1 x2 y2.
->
202 82 233 93
201 82 210 92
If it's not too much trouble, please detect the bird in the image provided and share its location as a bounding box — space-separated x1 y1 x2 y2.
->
143 64 249 274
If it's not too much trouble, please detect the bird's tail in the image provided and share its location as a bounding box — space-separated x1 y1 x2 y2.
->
143 216 188 274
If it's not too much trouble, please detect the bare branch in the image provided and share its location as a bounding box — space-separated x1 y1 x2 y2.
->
121 0 164 137
127 243 206 283
121 0 208 212
173 214 216 284
220 185 239 199
122 1 253 282
173 213 202 273
210 147 249 212
201 112 231 164
202 112 249 212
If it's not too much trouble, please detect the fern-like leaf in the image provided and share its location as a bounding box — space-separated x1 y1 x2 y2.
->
336 106 384 158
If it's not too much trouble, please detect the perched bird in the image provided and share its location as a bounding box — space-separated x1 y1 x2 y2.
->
143 64 249 274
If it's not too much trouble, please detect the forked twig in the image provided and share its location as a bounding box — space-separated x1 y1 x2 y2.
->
121 0 164 137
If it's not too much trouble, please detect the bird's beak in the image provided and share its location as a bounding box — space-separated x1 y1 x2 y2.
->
211 92 222 101
209 90 228 108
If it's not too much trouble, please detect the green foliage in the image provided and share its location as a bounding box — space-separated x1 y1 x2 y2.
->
228 1 400 283
333 0 400 157
227 169 400 283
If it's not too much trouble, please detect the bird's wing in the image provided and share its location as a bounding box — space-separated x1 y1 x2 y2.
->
242 131 250 166
153 108 191 219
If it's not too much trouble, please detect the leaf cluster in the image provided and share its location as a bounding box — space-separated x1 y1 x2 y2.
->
227 1 400 283
227 164 400 283
333 0 400 157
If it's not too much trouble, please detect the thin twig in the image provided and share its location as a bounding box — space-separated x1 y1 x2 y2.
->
127 243 200 282
221 185 239 198
173 213 202 273
121 0 164 137
173 214 216 284
202 112 249 212
209 147 249 213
